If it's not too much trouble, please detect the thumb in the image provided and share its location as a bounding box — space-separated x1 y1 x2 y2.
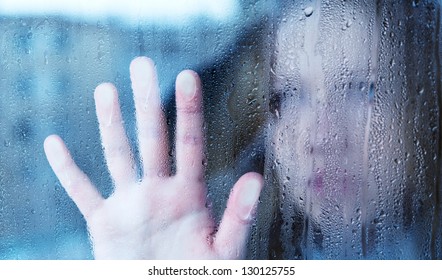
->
213 172 263 259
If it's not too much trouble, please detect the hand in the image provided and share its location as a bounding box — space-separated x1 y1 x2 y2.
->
44 57 263 259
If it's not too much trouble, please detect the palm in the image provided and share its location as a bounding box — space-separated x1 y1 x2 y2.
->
88 178 213 259
44 57 263 259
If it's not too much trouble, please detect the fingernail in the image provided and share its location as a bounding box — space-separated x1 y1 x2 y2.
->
45 137 67 169
99 85 115 108
237 179 262 221
179 71 196 100
131 57 154 90
95 84 116 126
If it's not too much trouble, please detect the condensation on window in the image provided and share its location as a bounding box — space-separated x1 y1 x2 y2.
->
0 0 270 259
251 0 442 260
0 0 441 260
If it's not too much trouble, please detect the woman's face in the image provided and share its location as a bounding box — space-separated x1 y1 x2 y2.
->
270 1 375 222
263 0 440 259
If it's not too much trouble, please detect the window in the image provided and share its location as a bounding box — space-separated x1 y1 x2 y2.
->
0 0 441 260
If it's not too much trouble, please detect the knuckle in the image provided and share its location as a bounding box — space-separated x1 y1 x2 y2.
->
176 104 201 114
104 144 130 159
139 125 163 140
179 133 204 146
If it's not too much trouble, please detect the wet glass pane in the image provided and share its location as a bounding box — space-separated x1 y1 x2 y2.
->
0 0 441 260
0 0 270 259
254 0 442 259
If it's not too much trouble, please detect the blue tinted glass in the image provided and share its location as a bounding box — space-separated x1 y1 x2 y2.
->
0 0 441 260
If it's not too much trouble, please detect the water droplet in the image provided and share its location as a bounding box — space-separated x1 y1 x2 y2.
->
304 7 314 17
3 140 11 147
